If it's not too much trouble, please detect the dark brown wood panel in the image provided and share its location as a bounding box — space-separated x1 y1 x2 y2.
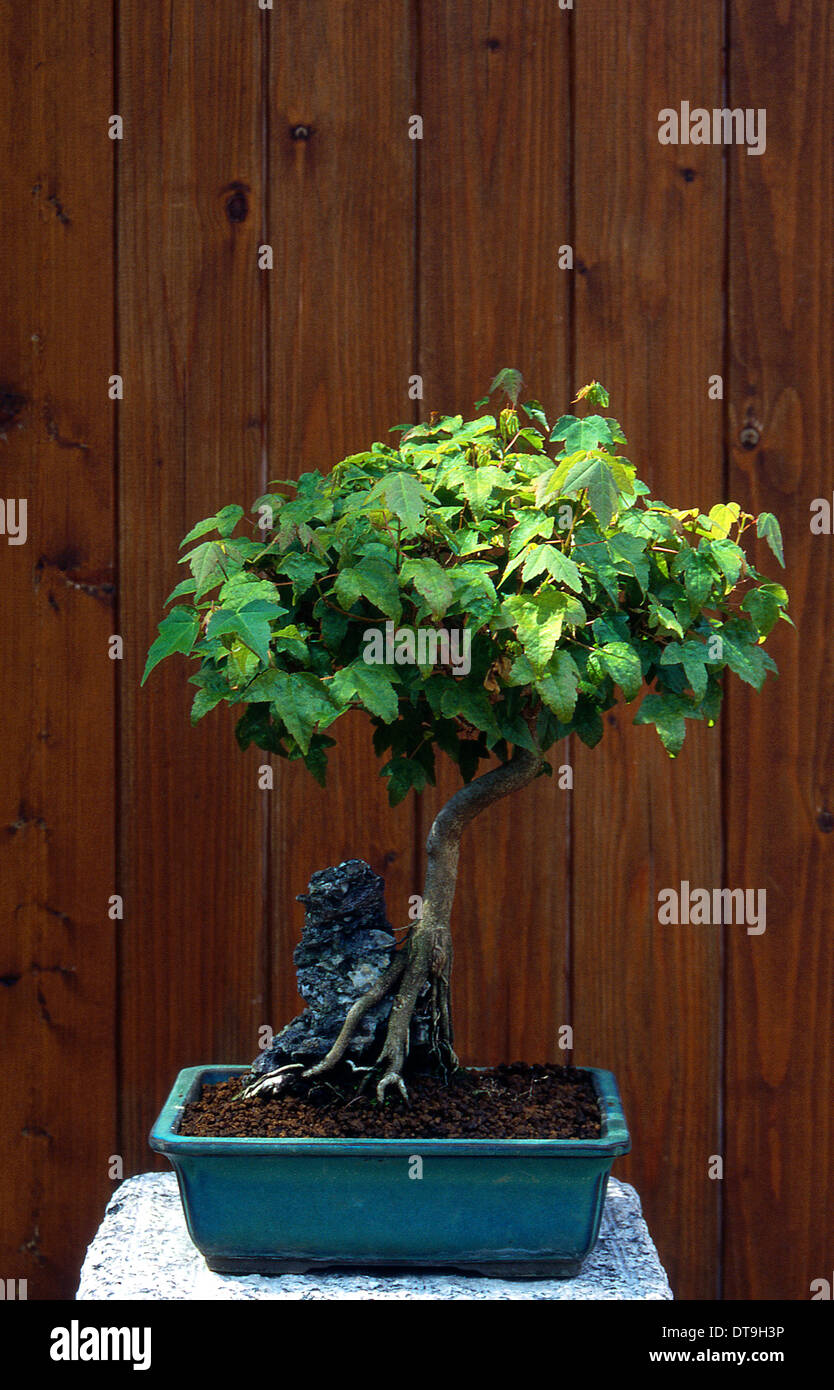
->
2 0 833 1303
724 0 834 1301
267 1 419 1028
117 1 267 1171
0 1 117 1298
572 0 725 1299
418 0 572 1065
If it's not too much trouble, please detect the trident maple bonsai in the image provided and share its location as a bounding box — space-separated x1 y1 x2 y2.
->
144 372 789 1103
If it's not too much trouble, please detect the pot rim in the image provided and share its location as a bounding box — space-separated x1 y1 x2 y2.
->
149 1063 631 1159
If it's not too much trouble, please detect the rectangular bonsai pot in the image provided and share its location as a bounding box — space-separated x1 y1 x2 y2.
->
149 1064 630 1278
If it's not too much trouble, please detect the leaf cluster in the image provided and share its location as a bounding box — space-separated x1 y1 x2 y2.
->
144 375 789 804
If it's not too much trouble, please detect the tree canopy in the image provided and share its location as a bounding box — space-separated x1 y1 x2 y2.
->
144 373 789 804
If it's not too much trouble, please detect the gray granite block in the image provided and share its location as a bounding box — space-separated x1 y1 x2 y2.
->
77 1172 672 1301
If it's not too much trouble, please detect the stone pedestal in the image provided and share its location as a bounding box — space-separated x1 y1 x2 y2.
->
77 1172 673 1300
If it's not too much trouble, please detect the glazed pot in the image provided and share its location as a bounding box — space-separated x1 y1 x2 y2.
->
149 1063 630 1278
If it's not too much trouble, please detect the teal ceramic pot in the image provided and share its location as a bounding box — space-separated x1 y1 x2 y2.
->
149 1064 630 1278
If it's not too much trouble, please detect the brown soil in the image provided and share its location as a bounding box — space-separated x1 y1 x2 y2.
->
178 1064 601 1140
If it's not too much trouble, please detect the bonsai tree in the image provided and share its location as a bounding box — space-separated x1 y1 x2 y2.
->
144 371 789 1102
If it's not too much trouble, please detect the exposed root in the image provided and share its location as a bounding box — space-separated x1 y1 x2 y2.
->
304 920 459 1103
301 947 410 1080
237 1062 303 1100
242 922 458 1106
241 750 544 1109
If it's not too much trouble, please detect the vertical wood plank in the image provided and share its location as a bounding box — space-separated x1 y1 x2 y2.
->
572 0 725 1299
418 0 572 1065
724 0 834 1300
118 1 266 1170
267 0 419 1028
0 2 117 1297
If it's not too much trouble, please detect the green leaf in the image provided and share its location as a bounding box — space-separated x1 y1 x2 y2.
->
142 608 200 684
509 510 554 557
572 701 604 748
521 543 583 593
227 638 260 683
659 640 711 700
517 427 545 452
574 381 610 409
271 624 310 663
439 684 501 742
720 628 777 690
400 556 454 618
319 607 350 652
190 684 228 723
572 526 620 603
217 573 286 612
302 739 331 787
608 533 650 594
550 452 623 527
334 556 402 620
247 669 338 754
536 651 581 722
164 576 198 605
214 504 245 537
184 540 228 597
709 538 744 587
706 502 740 539
274 551 329 599
363 471 432 534
331 662 400 722
179 504 243 549
235 703 283 753
673 549 715 607
648 596 685 639
206 603 278 667
522 400 549 432
596 642 643 700
488 368 523 405
382 757 427 806
549 414 613 453
740 588 780 638
504 590 574 671
756 512 785 567
634 691 689 755
447 562 499 623
462 464 507 515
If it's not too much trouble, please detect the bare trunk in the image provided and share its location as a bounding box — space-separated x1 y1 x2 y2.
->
371 748 546 1099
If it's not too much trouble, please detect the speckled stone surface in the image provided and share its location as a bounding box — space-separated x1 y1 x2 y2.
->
77 1172 672 1301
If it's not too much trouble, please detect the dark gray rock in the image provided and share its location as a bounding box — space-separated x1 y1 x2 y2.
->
249 859 400 1075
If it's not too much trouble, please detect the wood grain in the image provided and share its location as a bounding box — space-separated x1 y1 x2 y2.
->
117 1 267 1172
572 0 725 1299
266 1 419 1029
2 0 833 1303
0 1 117 1298
724 0 834 1301
418 0 572 1065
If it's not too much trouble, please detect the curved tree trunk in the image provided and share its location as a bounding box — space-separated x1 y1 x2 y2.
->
303 747 546 1101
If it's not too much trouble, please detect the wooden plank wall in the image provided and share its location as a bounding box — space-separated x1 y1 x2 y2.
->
418 0 573 1071
1 0 831 1301
0 0 118 1301
571 3 725 1300
724 0 834 1303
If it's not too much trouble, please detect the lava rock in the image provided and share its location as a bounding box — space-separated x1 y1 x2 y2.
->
249 860 400 1075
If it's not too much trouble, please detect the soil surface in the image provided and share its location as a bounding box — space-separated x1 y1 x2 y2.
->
178 1064 601 1140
